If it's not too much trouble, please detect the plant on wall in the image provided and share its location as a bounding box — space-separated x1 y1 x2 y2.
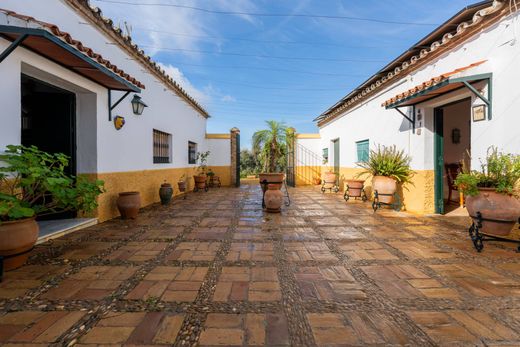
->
252 120 292 173
0 145 105 221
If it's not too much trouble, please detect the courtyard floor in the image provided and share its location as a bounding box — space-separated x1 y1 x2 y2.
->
1 182 520 346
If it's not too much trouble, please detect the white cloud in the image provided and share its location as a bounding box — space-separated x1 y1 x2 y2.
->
221 95 236 102
158 63 210 106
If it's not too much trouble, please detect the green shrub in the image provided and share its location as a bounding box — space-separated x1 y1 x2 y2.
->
356 144 414 184
0 145 105 222
455 147 520 197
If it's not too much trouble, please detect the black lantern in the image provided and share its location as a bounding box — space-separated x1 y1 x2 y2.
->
451 128 461 144
131 94 147 115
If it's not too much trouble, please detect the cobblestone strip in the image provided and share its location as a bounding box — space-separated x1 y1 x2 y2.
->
173 199 242 346
272 230 317 346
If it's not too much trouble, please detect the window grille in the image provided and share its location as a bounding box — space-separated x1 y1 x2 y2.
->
188 141 197 164
153 129 171 163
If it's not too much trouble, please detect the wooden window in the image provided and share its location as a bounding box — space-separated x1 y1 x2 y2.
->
356 139 369 163
153 129 171 163
188 141 197 164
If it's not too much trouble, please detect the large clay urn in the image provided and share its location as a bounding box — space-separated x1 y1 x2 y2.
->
264 184 284 212
259 173 284 191
345 179 364 197
0 217 39 271
159 183 173 205
466 188 520 236
372 176 397 204
117 191 141 219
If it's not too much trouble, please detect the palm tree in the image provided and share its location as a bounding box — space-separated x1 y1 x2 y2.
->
252 120 291 173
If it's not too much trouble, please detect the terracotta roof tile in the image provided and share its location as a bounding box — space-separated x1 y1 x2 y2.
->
0 8 145 89
381 60 486 107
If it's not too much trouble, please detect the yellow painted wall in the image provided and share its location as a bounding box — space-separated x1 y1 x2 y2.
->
295 165 322 186
333 167 435 214
81 165 231 222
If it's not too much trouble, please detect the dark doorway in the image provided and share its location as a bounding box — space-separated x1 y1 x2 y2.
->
21 74 77 219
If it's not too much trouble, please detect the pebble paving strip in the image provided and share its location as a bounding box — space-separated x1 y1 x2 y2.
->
1 184 520 346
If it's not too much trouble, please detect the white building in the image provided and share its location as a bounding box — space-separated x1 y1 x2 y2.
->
314 0 520 214
0 0 236 222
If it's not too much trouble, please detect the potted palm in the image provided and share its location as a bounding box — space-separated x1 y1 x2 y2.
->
455 147 520 236
253 121 291 189
253 121 292 212
193 151 210 192
0 145 104 271
357 145 414 206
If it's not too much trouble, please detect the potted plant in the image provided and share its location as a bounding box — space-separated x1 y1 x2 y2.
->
0 145 104 270
193 151 210 192
357 145 414 205
177 174 187 192
253 121 291 189
455 147 520 236
321 167 339 193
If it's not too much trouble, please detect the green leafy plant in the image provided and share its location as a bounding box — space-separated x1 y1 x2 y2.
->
0 145 105 222
356 144 414 184
195 151 210 175
252 120 293 173
455 147 520 197
207 169 215 177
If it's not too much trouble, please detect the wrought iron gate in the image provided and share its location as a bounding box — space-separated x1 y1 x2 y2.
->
286 137 295 187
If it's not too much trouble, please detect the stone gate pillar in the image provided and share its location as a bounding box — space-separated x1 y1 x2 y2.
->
230 127 240 187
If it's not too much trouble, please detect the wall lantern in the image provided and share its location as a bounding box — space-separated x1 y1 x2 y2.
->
451 128 461 144
131 94 147 115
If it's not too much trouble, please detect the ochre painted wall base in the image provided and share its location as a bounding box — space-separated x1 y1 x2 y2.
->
81 166 231 222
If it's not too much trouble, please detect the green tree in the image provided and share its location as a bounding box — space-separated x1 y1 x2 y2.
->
252 121 293 173
240 149 261 177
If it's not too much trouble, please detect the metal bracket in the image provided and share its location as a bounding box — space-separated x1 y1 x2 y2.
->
108 90 131 121
462 80 492 120
394 106 415 133
0 34 28 63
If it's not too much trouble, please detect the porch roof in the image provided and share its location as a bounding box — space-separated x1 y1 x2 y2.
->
0 9 144 92
382 61 487 109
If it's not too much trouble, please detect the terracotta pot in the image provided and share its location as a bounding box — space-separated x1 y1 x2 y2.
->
264 184 284 213
324 171 337 184
346 179 364 197
159 183 173 205
193 175 207 189
117 191 141 219
259 173 284 191
466 188 520 236
313 177 322 185
372 176 397 204
177 181 186 192
0 217 39 271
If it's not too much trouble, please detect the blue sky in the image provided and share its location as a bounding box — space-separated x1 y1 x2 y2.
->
92 0 475 148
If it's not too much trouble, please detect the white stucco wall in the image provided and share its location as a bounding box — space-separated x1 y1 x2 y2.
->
319 12 520 171
0 0 217 175
296 137 323 167
207 138 231 166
